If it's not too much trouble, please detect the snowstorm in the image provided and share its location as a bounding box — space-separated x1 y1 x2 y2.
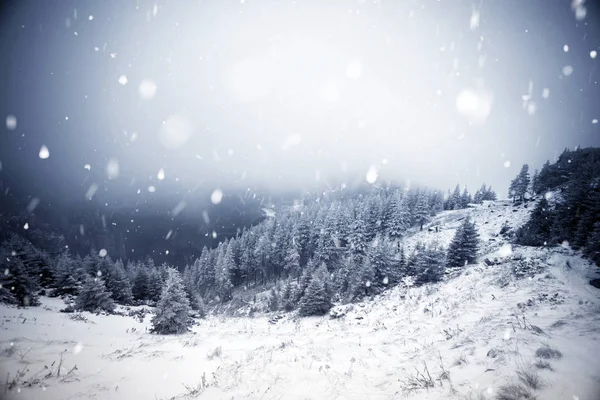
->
0 1 599 399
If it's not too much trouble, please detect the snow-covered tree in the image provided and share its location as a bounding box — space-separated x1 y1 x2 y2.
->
53 251 83 296
150 268 192 334
298 265 332 316
446 218 479 269
75 276 115 313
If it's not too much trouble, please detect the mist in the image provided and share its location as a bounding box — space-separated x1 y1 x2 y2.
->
1 0 599 210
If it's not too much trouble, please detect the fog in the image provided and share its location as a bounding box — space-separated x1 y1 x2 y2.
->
1 0 599 208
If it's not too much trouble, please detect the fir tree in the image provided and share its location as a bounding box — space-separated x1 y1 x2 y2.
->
109 260 133 304
53 251 82 296
75 276 115 313
150 268 192 334
132 265 150 301
446 218 479 269
413 191 430 230
298 266 332 316
0 257 41 306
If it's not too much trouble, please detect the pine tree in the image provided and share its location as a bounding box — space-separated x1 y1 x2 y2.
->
413 191 430 230
150 268 192 334
0 257 41 306
387 192 410 239
215 244 234 302
132 265 150 301
451 185 462 209
53 251 83 296
413 243 446 285
109 260 133 304
147 268 163 302
446 218 479 269
75 276 115 313
298 266 332 316
460 188 472 208
511 164 530 202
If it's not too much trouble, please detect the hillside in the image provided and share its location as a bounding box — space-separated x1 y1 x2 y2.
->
1 200 599 400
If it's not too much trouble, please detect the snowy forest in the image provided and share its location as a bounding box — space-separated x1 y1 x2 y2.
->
2 147 599 331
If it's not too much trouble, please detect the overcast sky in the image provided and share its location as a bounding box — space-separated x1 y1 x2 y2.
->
1 0 599 211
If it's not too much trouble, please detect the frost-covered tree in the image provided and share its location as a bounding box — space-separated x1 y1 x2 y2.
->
412 242 446 285
446 218 479 269
413 191 430 230
510 164 530 202
150 268 192 334
298 266 332 316
131 264 150 301
53 251 83 296
0 257 41 306
215 244 234 302
75 276 115 313
108 260 133 304
387 192 411 239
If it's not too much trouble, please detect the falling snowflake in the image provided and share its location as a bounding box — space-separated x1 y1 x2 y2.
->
98 248 107 257
455 88 493 124
139 80 157 99
366 165 378 184
211 231 217 239
39 145 50 159
157 168 165 180
73 343 84 354
562 65 573 76
118 75 128 85
591 50 597 59
346 60 363 80
469 8 480 30
563 44 569 52
85 183 98 200
5 115 17 130
211 189 223 204
23 222 29 230
542 88 550 99
158 114 194 149
503 160 511 168
27 197 40 213
88 15 94 21
148 185 156 192
165 229 173 240
106 158 119 179
171 200 186 216
592 119 598 124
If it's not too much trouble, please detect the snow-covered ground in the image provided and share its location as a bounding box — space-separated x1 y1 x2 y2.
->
1 201 599 400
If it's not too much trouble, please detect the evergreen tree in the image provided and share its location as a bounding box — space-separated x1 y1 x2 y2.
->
132 264 150 301
53 251 83 296
516 198 553 246
0 257 41 306
413 191 430 230
460 188 472 208
510 164 530 202
298 266 332 316
446 218 479 269
387 192 410 239
75 276 115 313
147 268 163 302
413 243 446 285
215 244 234 302
150 268 192 334
451 185 462 209
109 260 133 304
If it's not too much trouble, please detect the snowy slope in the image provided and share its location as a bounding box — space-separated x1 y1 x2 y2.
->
1 201 599 400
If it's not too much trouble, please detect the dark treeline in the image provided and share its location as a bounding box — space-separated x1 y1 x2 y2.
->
515 147 600 267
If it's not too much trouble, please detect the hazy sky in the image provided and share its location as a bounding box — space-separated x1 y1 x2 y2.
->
1 0 599 210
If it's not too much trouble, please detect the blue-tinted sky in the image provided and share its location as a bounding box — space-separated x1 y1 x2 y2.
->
1 0 599 211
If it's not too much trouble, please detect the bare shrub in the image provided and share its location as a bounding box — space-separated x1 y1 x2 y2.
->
535 345 562 360
533 359 553 371
206 346 222 360
516 364 544 390
496 382 536 400
400 362 435 394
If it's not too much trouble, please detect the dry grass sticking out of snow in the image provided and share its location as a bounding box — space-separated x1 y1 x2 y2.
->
1 200 599 400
